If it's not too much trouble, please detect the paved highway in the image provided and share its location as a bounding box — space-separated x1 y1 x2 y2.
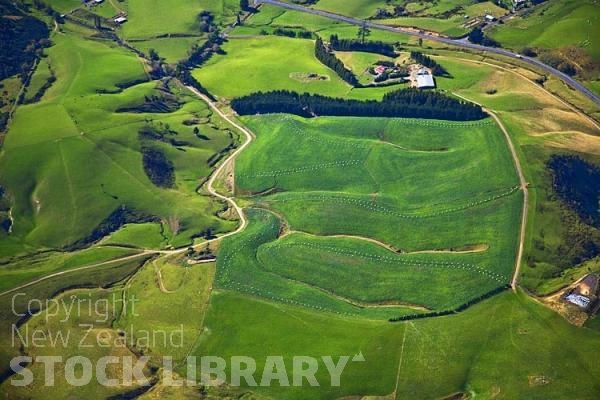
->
256 0 600 106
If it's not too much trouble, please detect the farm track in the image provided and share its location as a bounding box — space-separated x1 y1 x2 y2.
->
0 251 154 298
281 229 489 255
0 86 255 298
486 110 528 292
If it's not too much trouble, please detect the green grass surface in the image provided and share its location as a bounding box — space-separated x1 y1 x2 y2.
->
194 36 408 100
131 37 203 64
0 255 149 382
379 15 469 37
192 290 600 399
119 0 240 39
489 0 600 59
194 36 352 99
191 289 405 399
116 257 215 363
100 222 168 249
1 287 146 399
0 245 140 293
303 0 506 37
336 50 396 85
215 114 522 314
0 25 238 257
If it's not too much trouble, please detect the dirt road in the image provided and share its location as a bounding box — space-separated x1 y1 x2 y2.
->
0 87 255 298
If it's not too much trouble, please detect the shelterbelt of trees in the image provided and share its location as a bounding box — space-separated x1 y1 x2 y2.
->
329 34 397 57
230 89 487 120
314 36 358 86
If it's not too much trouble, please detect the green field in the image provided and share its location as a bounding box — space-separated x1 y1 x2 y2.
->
2 1 600 398
193 36 408 100
118 0 239 39
489 0 600 59
0 25 238 258
0 254 150 383
193 36 352 99
302 0 506 37
191 289 600 399
215 114 522 315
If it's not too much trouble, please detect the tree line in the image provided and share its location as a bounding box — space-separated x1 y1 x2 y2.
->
330 34 397 57
272 27 312 39
314 37 359 86
388 285 510 322
230 88 487 120
410 51 450 76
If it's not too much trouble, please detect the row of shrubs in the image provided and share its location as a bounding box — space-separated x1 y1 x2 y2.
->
230 88 487 121
388 285 510 322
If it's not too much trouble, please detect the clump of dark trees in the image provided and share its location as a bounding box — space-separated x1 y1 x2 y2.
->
410 51 450 76
65 206 159 250
314 37 358 86
177 11 224 71
389 285 510 322
468 27 500 47
272 27 312 39
0 185 11 233
137 121 180 188
231 89 486 120
539 155 600 268
329 34 396 57
141 145 175 188
372 5 408 19
0 0 50 82
548 155 600 228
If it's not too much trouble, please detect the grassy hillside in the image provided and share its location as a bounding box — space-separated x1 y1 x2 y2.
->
120 0 240 39
215 114 521 315
0 27 238 258
489 0 600 59
191 290 600 399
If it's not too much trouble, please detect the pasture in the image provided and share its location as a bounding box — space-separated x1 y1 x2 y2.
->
1 2 600 398
0 254 150 385
193 36 352 99
307 0 507 37
116 257 215 363
193 36 406 100
488 0 600 59
192 290 600 399
0 25 238 257
1 288 147 399
216 114 522 314
119 0 240 39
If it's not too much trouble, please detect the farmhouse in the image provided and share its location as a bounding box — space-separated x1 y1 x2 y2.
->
565 293 591 309
374 65 387 75
416 68 435 89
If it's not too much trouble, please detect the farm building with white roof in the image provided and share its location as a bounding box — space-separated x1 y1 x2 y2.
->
416 69 435 89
